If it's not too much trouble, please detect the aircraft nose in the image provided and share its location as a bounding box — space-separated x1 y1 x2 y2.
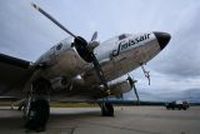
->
153 32 171 50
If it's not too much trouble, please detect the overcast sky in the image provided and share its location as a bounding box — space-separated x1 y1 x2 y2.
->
0 0 200 100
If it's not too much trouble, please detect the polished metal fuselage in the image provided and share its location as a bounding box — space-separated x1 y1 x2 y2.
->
32 32 161 100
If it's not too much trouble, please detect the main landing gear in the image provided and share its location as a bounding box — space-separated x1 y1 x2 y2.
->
24 78 50 132
24 97 50 132
100 103 114 116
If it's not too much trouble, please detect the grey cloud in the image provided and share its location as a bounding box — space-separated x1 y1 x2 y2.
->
150 3 200 78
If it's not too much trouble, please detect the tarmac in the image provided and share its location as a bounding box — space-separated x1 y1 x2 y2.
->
0 106 199 134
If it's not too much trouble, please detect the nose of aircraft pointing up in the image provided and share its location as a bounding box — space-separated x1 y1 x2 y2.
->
153 32 171 50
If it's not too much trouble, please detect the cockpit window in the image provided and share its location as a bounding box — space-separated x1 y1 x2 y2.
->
56 43 63 50
118 34 127 40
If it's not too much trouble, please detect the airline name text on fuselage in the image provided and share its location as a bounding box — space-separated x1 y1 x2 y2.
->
112 33 150 56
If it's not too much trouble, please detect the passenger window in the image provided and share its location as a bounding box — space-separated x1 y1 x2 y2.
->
118 34 126 40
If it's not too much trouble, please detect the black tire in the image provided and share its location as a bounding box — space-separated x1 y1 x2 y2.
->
25 98 50 131
166 106 170 110
101 103 114 116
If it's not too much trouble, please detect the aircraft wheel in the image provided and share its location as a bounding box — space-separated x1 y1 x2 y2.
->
101 103 114 116
25 98 50 132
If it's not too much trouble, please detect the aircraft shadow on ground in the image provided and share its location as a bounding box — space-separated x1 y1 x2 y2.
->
0 109 103 130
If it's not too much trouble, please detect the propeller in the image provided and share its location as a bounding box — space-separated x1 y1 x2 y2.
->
90 31 98 41
88 32 100 52
127 74 140 104
31 3 110 95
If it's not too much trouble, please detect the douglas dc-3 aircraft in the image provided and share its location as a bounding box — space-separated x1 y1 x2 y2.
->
0 3 171 131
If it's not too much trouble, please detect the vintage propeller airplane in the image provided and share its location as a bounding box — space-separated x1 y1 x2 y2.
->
0 3 171 131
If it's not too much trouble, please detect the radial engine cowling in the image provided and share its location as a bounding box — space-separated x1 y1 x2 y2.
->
50 77 68 91
50 75 84 92
106 77 132 96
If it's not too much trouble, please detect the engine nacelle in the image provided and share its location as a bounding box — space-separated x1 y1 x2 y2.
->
71 75 85 85
107 77 132 96
50 77 68 91
50 75 85 92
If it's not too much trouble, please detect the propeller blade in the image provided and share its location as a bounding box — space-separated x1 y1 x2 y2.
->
90 31 98 41
87 32 99 52
31 3 77 38
127 74 140 104
90 53 110 94
132 82 140 104
74 37 109 94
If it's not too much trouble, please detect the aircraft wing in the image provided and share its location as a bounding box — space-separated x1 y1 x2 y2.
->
0 53 33 96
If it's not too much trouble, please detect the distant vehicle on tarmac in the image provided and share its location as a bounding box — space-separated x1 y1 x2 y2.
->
166 101 189 110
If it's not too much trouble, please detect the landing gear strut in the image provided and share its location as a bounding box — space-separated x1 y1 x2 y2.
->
100 103 114 116
24 78 51 132
25 97 50 132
